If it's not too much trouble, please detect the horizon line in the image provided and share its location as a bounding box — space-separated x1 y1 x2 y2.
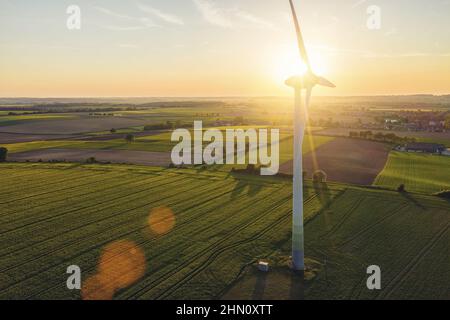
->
1 93 450 100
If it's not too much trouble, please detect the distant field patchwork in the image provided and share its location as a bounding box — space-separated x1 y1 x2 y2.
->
0 114 76 127
4 133 334 171
374 151 450 193
0 117 147 135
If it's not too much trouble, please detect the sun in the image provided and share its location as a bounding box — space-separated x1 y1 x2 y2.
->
273 44 328 84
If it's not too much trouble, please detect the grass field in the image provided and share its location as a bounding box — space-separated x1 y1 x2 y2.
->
0 163 448 300
4 136 173 154
304 187 450 300
0 163 342 299
224 186 450 300
374 152 450 194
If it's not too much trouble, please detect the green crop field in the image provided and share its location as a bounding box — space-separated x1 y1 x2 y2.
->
0 163 342 300
0 163 448 300
304 187 450 300
228 186 450 300
4 136 174 154
374 151 450 194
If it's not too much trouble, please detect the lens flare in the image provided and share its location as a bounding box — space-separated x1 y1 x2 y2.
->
81 274 114 300
98 240 146 289
148 207 175 235
81 240 146 300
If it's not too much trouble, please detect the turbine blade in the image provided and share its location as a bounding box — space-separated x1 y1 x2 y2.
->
316 76 336 88
289 0 311 72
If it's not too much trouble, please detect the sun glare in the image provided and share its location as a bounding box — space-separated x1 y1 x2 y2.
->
273 45 328 84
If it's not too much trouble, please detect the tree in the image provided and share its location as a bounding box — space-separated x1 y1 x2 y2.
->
125 134 135 144
313 170 327 183
166 121 175 130
86 157 97 164
374 132 384 141
0 147 7 162
445 115 450 130
434 190 450 199
246 164 257 174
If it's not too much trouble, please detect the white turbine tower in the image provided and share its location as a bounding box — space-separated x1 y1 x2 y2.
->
286 0 335 271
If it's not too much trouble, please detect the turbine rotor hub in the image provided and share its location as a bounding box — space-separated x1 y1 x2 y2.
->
285 74 316 89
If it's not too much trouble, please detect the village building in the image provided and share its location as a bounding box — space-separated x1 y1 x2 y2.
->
405 142 446 154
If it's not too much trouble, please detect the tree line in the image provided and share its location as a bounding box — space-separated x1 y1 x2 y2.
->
348 131 417 144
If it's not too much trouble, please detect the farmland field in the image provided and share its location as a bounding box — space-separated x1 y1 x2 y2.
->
0 163 342 299
225 187 450 300
280 138 390 185
305 187 450 300
374 151 450 193
0 114 76 127
316 127 450 147
0 163 448 300
8 149 172 167
5 132 334 171
0 97 449 300
0 116 148 135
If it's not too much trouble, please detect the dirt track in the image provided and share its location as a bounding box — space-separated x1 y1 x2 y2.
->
0 117 147 135
9 149 171 167
279 138 390 185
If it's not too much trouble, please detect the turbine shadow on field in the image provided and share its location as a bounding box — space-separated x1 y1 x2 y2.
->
230 178 264 199
251 272 267 300
313 182 331 205
289 271 305 300
62 163 83 170
399 191 426 210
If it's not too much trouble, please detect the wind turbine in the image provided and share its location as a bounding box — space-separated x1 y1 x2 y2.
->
286 0 335 271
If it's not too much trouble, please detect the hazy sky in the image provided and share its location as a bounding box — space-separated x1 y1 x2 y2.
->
1 0 449 97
